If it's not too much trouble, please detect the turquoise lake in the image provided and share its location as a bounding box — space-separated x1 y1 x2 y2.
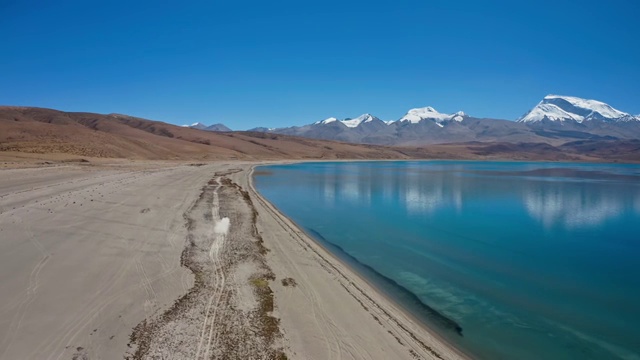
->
254 161 640 360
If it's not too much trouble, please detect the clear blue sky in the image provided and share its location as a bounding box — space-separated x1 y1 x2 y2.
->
1 0 638 129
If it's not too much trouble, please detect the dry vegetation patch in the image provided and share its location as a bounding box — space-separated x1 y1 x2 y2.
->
281 278 297 287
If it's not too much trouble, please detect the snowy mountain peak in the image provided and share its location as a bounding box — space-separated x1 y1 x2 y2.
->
400 107 466 124
182 122 232 131
186 122 208 130
314 117 338 125
358 113 376 122
518 95 637 123
341 113 380 128
314 114 382 128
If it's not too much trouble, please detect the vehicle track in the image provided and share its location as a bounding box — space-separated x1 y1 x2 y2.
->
127 171 285 360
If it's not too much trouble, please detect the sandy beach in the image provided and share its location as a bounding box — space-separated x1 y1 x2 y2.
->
0 161 464 360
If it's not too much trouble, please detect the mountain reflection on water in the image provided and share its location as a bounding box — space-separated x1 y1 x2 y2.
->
315 162 640 228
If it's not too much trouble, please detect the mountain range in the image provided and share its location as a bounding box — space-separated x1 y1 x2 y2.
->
2 95 639 162
182 122 232 132
2 104 639 163
208 95 639 146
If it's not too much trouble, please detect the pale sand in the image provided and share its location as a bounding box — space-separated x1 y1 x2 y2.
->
0 162 216 359
0 161 465 360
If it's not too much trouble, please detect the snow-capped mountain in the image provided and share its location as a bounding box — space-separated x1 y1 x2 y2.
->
314 114 382 128
183 122 208 130
314 117 338 125
261 107 479 144
310 108 464 129
250 95 640 145
518 95 638 123
400 107 465 125
342 114 380 128
183 122 232 132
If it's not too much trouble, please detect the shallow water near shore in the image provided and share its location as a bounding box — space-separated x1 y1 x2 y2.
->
254 161 640 360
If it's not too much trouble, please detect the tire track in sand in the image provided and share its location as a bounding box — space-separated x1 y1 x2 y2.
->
194 178 230 360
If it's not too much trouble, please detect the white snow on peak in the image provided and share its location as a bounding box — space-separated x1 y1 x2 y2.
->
544 95 627 119
314 117 338 125
362 114 376 123
314 114 382 128
312 108 469 128
400 107 465 124
183 122 207 129
518 95 636 123
520 103 583 122
341 114 376 128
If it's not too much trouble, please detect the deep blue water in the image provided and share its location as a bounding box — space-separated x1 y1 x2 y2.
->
253 161 640 360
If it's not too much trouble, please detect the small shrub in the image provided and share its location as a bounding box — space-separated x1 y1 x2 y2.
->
281 277 297 287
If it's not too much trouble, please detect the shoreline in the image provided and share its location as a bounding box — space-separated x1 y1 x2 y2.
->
243 163 470 360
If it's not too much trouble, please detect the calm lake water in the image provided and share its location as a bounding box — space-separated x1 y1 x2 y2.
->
253 161 640 360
